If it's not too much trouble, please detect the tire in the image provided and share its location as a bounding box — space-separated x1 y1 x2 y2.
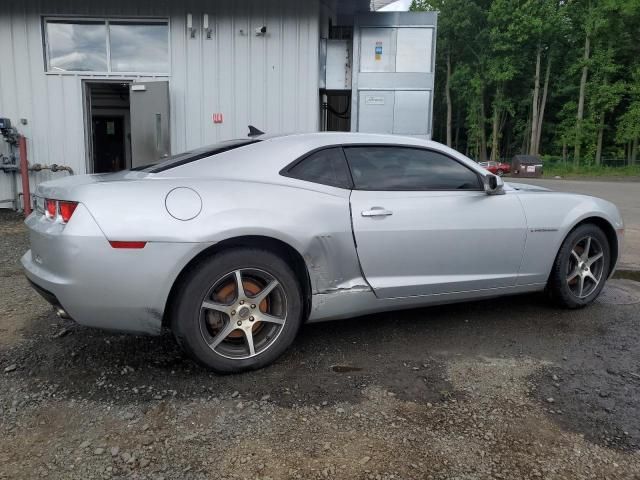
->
547 224 610 309
496 169 504 176
171 248 303 373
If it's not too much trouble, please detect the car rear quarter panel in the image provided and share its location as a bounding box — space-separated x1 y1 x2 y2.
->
516 192 623 285
75 178 367 297
22 204 210 334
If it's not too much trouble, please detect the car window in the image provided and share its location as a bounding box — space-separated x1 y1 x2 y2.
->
139 139 260 173
285 147 352 189
343 146 482 191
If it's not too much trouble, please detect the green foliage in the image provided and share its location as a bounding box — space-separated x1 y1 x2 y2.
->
413 0 640 167
616 68 640 144
543 162 640 178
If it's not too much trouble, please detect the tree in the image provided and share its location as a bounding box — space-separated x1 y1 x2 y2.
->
573 1 594 164
587 44 624 164
420 0 640 168
410 0 484 148
486 0 524 160
522 0 563 156
616 68 640 164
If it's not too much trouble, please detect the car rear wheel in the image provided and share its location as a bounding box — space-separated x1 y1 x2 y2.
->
172 248 303 373
496 169 504 176
547 224 610 309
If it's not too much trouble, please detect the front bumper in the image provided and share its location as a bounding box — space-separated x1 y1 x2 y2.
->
22 204 212 335
611 226 625 278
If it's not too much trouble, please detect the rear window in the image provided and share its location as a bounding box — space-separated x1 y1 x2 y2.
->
284 147 352 189
136 139 260 173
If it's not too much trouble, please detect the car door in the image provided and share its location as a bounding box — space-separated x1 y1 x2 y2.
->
346 146 527 298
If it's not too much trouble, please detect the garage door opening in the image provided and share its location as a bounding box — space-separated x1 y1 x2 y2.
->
84 81 131 173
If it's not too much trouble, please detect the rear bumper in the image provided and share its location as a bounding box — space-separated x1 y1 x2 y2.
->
21 204 212 335
26 277 64 310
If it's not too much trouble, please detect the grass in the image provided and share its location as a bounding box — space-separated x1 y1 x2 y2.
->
542 163 640 178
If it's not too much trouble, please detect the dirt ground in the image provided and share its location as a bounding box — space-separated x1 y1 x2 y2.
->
2 201 640 479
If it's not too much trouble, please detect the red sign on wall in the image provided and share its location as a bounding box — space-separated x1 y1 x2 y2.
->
213 113 223 124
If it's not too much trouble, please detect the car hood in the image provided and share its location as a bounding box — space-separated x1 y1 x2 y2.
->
505 182 551 192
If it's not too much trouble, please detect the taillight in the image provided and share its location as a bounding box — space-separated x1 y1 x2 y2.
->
45 199 57 219
58 201 78 223
42 199 78 224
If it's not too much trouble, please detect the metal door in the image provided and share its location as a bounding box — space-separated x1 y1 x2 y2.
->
351 12 437 138
357 91 395 133
129 81 170 167
350 190 527 298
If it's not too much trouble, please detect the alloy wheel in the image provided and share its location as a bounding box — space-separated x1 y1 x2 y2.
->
566 235 605 299
199 268 287 359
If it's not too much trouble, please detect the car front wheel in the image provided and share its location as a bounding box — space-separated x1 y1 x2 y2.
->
172 248 303 373
548 224 610 309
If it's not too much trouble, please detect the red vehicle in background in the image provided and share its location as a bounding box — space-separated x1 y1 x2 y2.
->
478 161 511 176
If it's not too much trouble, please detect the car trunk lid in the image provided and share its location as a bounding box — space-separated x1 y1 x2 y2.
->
35 170 152 202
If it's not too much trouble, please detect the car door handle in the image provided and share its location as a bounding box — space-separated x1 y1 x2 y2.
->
361 207 393 217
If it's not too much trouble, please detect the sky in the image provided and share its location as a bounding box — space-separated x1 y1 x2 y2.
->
378 0 412 11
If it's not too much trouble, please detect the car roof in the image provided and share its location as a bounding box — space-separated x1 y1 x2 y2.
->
258 131 434 148
155 131 485 183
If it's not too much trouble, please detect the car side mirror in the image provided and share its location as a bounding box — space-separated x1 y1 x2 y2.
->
484 174 505 195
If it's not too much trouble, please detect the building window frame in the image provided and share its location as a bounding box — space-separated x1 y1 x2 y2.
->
42 16 171 76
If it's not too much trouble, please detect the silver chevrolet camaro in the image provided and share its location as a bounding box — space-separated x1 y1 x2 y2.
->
22 132 624 373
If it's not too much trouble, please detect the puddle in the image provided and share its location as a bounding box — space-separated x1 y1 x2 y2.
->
331 365 363 373
598 279 640 305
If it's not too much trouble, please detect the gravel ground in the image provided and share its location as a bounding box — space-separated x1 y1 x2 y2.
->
2 209 640 480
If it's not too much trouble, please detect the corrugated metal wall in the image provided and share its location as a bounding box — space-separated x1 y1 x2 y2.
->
0 0 321 207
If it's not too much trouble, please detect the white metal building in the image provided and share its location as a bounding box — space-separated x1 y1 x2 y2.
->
0 0 436 209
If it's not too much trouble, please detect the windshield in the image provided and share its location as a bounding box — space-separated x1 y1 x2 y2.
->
134 139 260 173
